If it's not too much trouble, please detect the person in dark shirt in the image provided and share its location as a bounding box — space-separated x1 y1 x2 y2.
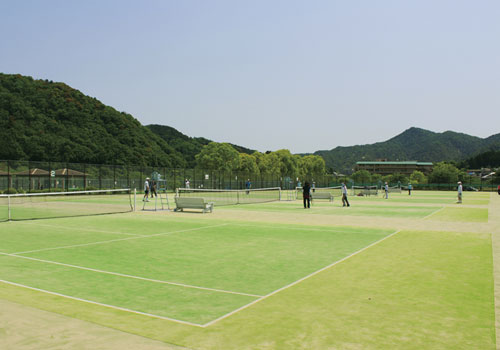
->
303 181 311 209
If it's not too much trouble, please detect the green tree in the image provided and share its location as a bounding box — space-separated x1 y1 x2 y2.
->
195 142 240 172
238 153 259 174
391 172 409 185
351 170 372 184
254 152 281 176
298 155 326 179
275 149 300 177
371 173 382 184
428 162 460 183
409 170 427 184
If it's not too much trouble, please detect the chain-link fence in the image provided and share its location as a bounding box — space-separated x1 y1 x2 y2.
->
0 160 338 193
1 160 497 194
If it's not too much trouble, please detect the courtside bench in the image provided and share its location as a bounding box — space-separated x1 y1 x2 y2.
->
311 192 334 202
174 197 214 213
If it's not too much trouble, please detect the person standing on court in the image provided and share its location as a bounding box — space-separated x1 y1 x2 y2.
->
341 182 350 207
384 182 389 199
245 179 251 195
457 181 463 204
143 177 150 202
408 183 412 195
303 181 311 208
150 179 157 198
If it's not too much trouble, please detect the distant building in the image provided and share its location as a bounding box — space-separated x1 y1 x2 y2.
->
356 161 433 176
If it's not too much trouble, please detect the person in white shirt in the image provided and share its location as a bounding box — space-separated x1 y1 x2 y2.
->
143 177 150 202
457 181 463 204
384 182 389 199
341 182 350 207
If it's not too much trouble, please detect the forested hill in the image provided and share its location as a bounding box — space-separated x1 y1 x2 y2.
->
146 124 255 168
0 73 251 167
315 127 500 173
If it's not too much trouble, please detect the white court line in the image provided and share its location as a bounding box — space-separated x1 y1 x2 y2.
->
203 229 401 327
11 223 228 255
0 252 261 298
15 221 145 237
0 279 204 328
231 223 383 234
422 206 446 220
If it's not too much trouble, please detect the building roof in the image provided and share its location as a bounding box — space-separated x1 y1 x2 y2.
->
15 168 50 176
54 168 86 176
356 161 433 166
14 168 86 176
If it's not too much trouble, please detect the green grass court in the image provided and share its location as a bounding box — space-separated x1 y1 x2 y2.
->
0 190 497 349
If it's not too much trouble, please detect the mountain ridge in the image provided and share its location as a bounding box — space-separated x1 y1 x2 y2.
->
314 127 500 172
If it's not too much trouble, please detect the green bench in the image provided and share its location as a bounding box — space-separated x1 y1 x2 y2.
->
174 197 214 213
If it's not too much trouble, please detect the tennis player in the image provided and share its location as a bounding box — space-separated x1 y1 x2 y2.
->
341 182 350 207
303 181 311 208
143 177 150 202
457 181 463 203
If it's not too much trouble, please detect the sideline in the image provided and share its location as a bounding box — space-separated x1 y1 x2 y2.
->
204 229 401 327
489 192 500 348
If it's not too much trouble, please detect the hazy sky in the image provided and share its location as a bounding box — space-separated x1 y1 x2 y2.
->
1 1 499 153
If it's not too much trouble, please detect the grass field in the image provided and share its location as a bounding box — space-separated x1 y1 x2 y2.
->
0 190 497 349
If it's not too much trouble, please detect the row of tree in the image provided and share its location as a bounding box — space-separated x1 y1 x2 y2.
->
351 162 500 185
195 142 326 179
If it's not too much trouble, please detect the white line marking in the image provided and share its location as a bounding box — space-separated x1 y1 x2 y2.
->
203 229 401 327
11 223 228 255
422 206 446 219
15 221 145 237
231 223 383 234
0 279 204 328
0 251 261 298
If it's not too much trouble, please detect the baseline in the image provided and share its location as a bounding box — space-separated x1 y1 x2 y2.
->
0 279 204 328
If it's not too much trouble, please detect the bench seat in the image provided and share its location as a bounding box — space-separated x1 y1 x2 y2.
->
311 192 334 201
174 197 214 213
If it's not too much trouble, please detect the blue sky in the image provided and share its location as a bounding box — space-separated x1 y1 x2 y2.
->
1 0 499 153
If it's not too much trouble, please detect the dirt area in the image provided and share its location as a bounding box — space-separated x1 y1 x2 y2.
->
0 299 188 350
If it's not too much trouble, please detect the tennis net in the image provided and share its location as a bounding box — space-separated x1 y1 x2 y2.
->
388 186 402 193
352 186 378 196
176 187 281 206
0 189 133 221
295 186 342 200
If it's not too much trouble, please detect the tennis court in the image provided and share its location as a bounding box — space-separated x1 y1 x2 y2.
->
0 189 497 349
0 214 392 326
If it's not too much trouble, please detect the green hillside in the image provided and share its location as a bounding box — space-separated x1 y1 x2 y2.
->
315 127 500 172
1 73 498 172
0 73 187 166
146 124 255 168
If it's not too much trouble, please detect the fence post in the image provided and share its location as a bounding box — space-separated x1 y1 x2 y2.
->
48 161 51 192
28 160 32 192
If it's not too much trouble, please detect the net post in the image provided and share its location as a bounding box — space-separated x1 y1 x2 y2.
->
133 188 136 212
8 195 11 221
